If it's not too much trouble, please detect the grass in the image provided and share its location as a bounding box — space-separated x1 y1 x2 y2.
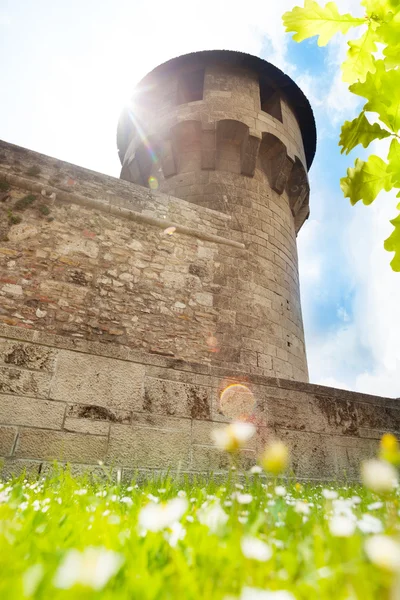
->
0 466 399 599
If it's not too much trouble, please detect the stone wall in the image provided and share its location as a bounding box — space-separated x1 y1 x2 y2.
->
0 140 307 380
0 323 397 480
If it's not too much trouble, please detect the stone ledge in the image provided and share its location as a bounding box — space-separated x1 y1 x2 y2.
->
0 323 397 407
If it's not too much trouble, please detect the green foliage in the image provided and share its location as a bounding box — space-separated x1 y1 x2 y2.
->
38 203 51 216
339 112 391 155
26 165 41 176
0 471 399 599
283 0 400 271
7 211 22 225
14 194 36 211
282 0 364 46
341 155 392 205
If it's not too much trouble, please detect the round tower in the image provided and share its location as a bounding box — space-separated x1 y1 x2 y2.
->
117 50 316 382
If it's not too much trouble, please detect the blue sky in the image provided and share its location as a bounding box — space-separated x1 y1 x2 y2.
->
1 0 399 396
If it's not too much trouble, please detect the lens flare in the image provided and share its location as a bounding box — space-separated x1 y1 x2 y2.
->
148 176 158 190
126 107 158 164
219 384 255 420
163 226 176 236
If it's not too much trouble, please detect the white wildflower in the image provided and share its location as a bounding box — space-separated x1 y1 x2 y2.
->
74 489 87 496
250 465 262 475
357 514 383 534
294 501 310 515
164 521 186 547
275 486 286 497
198 501 228 533
322 489 338 500
361 459 398 493
367 502 383 510
236 493 253 505
329 515 356 537
178 490 187 498
241 536 272 562
365 535 400 572
0 490 10 503
54 547 123 590
120 497 133 506
138 498 188 532
212 422 256 452
147 494 159 503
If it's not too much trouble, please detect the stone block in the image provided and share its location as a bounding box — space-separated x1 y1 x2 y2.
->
191 445 255 471
355 401 400 435
0 395 65 429
0 425 17 456
15 429 108 463
275 429 337 480
63 417 110 436
66 403 131 424
0 340 57 372
0 366 51 399
1 459 42 479
107 423 191 468
51 350 144 411
334 436 378 479
144 378 211 419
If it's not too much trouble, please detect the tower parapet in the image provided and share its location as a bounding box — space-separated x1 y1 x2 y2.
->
118 51 316 381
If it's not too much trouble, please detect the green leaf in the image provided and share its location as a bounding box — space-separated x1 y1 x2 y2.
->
342 28 378 83
377 6 400 45
339 111 391 154
361 0 399 21
384 211 400 271
283 0 365 46
350 63 400 133
388 138 400 186
340 155 392 204
383 42 400 68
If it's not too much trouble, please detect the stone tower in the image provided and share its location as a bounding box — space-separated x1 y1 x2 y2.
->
117 50 316 382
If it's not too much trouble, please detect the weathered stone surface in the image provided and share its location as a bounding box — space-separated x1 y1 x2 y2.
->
0 395 65 429
66 403 131 424
0 340 57 372
275 429 337 479
51 351 144 411
108 423 191 468
144 378 211 419
0 425 17 456
63 417 110 436
191 446 255 471
0 366 51 398
15 428 108 463
1 459 42 479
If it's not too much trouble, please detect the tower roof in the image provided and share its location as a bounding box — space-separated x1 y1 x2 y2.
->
118 50 317 170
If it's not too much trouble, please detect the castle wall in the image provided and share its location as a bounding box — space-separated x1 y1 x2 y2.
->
0 140 307 379
0 322 396 481
119 60 311 381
